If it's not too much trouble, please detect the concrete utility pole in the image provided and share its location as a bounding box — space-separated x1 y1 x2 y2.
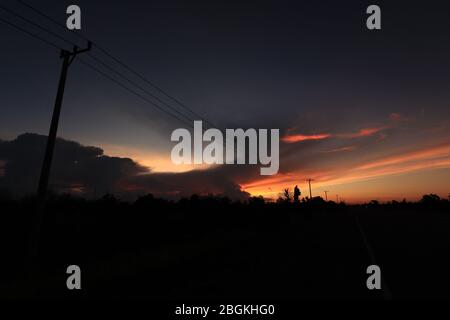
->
324 190 329 201
305 178 314 200
37 43 91 201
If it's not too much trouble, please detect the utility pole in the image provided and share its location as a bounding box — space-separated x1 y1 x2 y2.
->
324 190 329 201
306 178 314 200
31 43 91 259
37 43 91 201
336 194 339 203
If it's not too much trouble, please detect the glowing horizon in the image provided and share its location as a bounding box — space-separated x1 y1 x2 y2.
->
96 136 450 203
241 141 450 203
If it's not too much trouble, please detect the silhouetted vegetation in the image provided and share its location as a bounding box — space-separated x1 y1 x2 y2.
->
0 193 449 299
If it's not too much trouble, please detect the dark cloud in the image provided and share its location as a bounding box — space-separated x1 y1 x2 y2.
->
0 133 250 200
127 167 251 201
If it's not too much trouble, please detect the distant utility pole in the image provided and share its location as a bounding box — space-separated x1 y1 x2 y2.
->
306 178 314 200
37 43 91 202
336 194 339 203
324 190 329 201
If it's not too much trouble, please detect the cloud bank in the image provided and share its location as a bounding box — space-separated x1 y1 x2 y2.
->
0 133 250 200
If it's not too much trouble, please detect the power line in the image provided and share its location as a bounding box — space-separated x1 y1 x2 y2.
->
0 4 76 49
0 15 60 50
77 58 194 128
93 47 215 128
14 0 215 128
0 13 194 128
1 3 198 126
85 53 197 125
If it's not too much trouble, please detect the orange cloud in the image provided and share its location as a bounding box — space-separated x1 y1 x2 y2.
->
337 126 387 139
282 125 390 144
356 143 450 171
281 133 331 143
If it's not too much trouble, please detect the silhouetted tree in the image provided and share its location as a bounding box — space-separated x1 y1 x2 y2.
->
421 194 441 204
282 188 292 202
293 185 301 203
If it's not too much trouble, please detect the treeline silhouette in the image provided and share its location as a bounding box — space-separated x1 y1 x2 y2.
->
0 191 449 299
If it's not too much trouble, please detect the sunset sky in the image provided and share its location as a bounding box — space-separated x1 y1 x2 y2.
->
1 0 450 202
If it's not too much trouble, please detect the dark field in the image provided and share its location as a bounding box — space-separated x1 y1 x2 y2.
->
1 194 449 300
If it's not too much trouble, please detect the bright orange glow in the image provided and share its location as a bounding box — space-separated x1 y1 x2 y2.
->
98 143 210 173
93 131 450 203
241 142 450 202
357 143 450 171
281 133 331 143
282 126 388 144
